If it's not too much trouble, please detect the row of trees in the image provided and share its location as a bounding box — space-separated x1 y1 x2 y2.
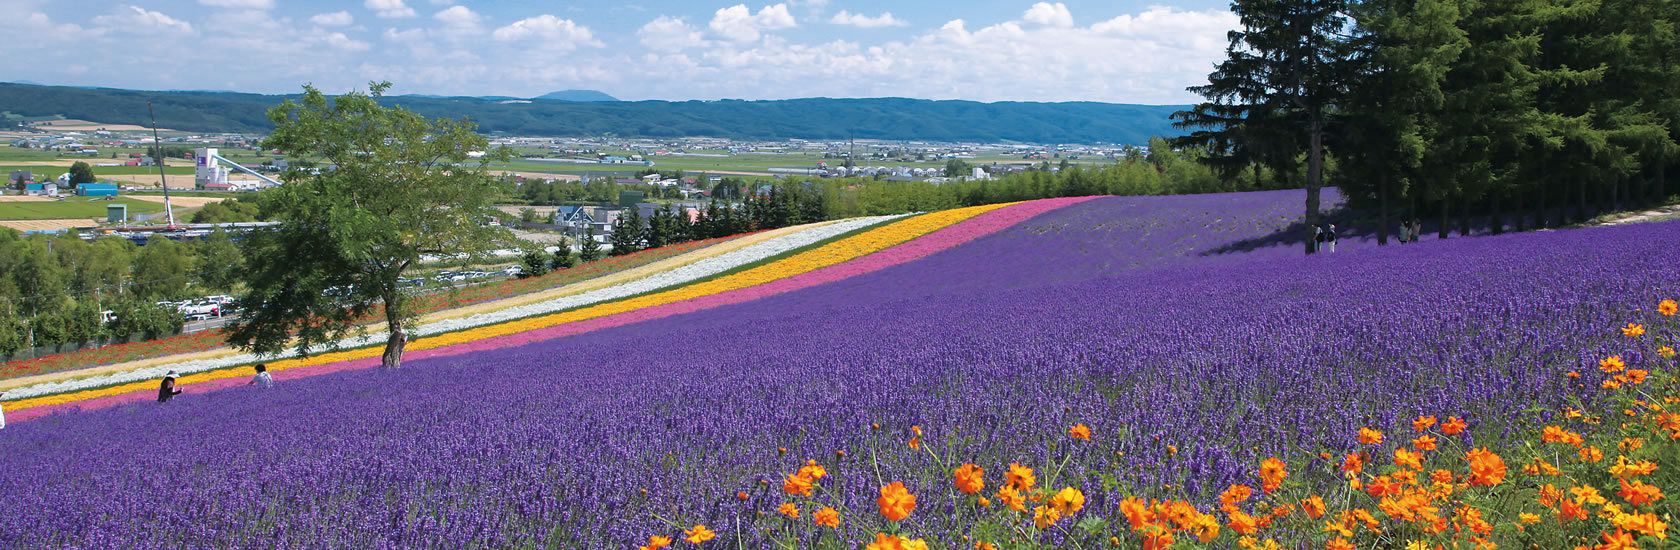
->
1176 0 1680 249
0 229 242 355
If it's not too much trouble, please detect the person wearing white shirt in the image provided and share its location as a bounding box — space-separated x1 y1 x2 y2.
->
248 364 275 389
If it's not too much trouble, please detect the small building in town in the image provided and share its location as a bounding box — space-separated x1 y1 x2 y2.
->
76 182 119 197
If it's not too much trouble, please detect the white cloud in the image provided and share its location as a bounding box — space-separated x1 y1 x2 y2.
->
492 15 601 48
638 16 707 52
310 11 354 26
830 10 906 28
198 0 274 9
1023 2 1073 27
94 5 195 34
1091 7 1238 51
709 3 797 42
320 32 371 52
432 5 480 27
365 0 416 18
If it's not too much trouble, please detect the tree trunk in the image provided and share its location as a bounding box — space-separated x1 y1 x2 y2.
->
1378 172 1390 245
1458 193 1472 237
1304 116 1324 255
1512 186 1526 232
1438 196 1450 239
1578 180 1589 223
1491 191 1504 235
381 292 408 369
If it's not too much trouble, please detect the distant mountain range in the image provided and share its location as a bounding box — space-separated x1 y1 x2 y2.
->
0 82 1186 144
535 90 619 102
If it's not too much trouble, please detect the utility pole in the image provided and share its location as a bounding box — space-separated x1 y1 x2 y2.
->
148 100 177 227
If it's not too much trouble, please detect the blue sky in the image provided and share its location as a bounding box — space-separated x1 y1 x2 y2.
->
1 0 1236 104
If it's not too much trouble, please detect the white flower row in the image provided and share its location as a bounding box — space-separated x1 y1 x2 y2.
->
9 215 905 401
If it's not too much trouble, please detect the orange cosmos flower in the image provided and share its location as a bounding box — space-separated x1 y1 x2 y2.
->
865 533 928 550
1259 457 1288 495
1465 448 1506 487
639 535 673 550
783 472 814 497
1140 524 1175 550
1394 448 1424 471
1573 485 1609 506
1412 415 1437 432
907 436 920 450
1431 469 1454 484
1005 463 1036 491
1358 427 1384 445
1412 435 1439 451
1579 446 1604 463
684 525 716 545
777 502 799 519
996 485 1026 512
736 491 749 501
813 506 840 528
877 481 916 522
1623 323 1646 337
1325 538 1355 550
1069 423 1092 441
1613 511 1667 539
1301 496 1326 519
1568 370 1582 379
1119 497 1156 530
1050 487 1086 516
1617 478 1664 506
1609 456 1658 479
799 460 827 480
1341 452 1366 476
953 464 985 495
977 497 991 507
1660 299 1678 317
1441 416 1467 435
1033 504 1062 529
1227 510 1259 535
975 543 998 550
1659 346 1676 359
1623 369 1649 385
911 425 922 437
1601 356 1627 373
1596 529 1638 550
1220 485 1254 512
1558 498 1589 522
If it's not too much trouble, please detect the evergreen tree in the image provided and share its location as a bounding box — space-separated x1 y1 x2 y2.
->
1336 0 1467 244
519 247 550 278
1178 0 1353 253
609 208 643 256
551 238 576 269
579 226 604 262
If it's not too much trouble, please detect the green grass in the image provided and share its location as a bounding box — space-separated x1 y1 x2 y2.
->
0 197 165 220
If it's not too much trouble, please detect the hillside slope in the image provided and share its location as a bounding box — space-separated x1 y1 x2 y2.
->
2 192 1674 546
0 82 1184 143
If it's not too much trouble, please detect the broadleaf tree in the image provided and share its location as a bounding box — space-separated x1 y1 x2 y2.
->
226 82 512 369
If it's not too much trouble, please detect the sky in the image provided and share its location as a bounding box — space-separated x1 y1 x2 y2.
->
0 0 1237 104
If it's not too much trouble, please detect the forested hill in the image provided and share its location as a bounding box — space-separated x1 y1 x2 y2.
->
0 83 1185 144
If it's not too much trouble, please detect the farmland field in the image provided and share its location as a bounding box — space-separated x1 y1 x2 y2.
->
0 196 164 220
0 190 1675 547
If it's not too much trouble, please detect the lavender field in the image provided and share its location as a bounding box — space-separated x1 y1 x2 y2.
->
1 190 1675 547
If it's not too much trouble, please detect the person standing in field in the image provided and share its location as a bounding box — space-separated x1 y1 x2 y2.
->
248 364 274 389
1397 219 1411 244
1 391 7 430
1326 223 1339 253
1313 224 1326 254
158 371 183 403
1410 219 1421 243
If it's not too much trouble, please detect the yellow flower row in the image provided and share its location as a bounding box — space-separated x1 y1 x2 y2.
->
7 206 1009 413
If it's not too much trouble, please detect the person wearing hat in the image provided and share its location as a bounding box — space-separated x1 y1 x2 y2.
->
158 371 184 403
